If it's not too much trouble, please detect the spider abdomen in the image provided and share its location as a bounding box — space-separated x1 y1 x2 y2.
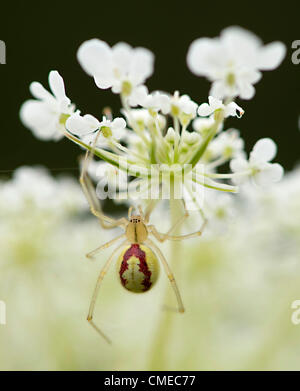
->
117 244 159 293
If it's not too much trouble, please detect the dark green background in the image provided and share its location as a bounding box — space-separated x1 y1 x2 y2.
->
1 0 300 178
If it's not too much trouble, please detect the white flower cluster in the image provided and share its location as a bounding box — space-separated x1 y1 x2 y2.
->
20 71 75 140
0 166 87 215
20 26 286 213
187 26 286 100
2 165 300 370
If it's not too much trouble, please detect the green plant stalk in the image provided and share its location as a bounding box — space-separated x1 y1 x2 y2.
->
148 182 184 370
187 112 224 169
63 131 150 178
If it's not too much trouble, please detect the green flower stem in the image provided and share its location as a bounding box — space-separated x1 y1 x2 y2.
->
63 131 150 178
178 124 187 152
173 117 180 163
111 139 149 164
187 113 224 168
207 156 228 170
121 95 150 147
206 170 252 179
148 183 184 370
193 175 238 193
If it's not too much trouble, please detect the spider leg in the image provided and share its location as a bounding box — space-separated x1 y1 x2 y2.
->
149 218 207 242
137 205 144 219
86 233 126 260
145 238 184 313
87 240 128 343
128 206 133 219
148 198 207 242
143 200 159 223
146 199 188 240
79 130 128 229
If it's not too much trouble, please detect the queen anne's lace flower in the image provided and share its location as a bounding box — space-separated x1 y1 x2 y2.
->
77 39 154 105
20 28 285 214
187 26 286 100
230 138 284 186
20 71 74 140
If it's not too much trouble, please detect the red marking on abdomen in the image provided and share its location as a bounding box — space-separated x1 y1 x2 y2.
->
120 244 152 291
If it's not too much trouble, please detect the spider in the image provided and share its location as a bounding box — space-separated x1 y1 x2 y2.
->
79 130 207 344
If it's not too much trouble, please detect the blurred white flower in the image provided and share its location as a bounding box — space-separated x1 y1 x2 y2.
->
230 138 284 186
161 91 198 119
130 90 198 124
124 108 166 132
210 129 245 160
97 116 127 142
0 166 86 214
204 191 236 234
164 127 180 144
187 26 286 100
20 71 74 140
192 116 215 135
137 89 170 114
198 96 244 118
181 131 201 146
77 39 154 104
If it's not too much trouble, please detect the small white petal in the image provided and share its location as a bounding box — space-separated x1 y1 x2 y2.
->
77 39 114 89
20 100 53 127
238 82 256 100
225 102 244 118
230 157 249 173
129 47 154 85
208 96 223 110
20 100 62 140
221 26 261 56
29 82 53 101
179 95 198 116
129 85 149 107
66 112 99 136
209 80 230 100
251 138 277 163
254 163 284 186
112 117 126 131
198 103 213 117
257 42 286 70
49 71 66 100
159 94 171 115
230 157 250 185
186 38 217 76
192 117 214 133
112 42 133 76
